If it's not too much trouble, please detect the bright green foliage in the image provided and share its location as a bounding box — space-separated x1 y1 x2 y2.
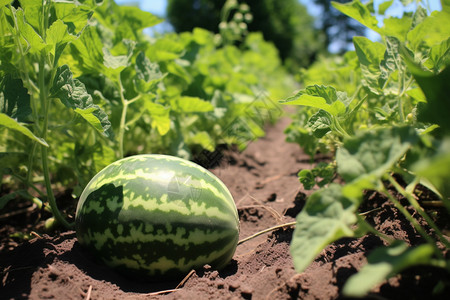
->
0 0 293 228
75 154 239 279
283 0 450 296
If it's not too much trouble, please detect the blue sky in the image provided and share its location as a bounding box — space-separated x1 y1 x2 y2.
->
115 0 442 51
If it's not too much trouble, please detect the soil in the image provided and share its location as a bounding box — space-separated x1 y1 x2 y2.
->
1 116 450 300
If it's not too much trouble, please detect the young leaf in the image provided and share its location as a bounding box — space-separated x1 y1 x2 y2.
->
50 65 114 139
343 241 434 297
336 126 418 182
0 113 48 147
290 184 360 272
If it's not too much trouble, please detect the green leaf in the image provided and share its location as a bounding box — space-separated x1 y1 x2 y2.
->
428 37 450 72
0 113 48 146
336 126 418 182
380 36 403 89
0 75 31 122
188 131 215 152
290 184 360 272
68 26 105 74
332 0 382 34
382 16 412 42
46 19 76 64
353 36 386 94
307 110 331 138
19 0 43 36
53 1 93 36
413 138 450 211
134 52 165 93
407 10 450 51
405 60 450 132
298 169 316 190
171 96 214 113
343 242 434 297
280 85 346 116
15 9 45 54
143 97 171 136
378 0 393 15
50 65 114 139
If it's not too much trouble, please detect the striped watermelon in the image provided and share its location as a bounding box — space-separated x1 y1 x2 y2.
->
75 154 239 280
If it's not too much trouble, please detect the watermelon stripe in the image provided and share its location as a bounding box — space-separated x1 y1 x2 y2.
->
76 154 239 280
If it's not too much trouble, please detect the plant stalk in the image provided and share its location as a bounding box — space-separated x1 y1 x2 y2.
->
388 175 450 249
38 55 72 229
118 77 128 159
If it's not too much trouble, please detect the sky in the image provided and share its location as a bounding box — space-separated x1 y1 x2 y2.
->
115 0 443 51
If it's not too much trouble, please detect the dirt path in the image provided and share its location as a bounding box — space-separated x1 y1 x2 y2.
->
1 117 449 300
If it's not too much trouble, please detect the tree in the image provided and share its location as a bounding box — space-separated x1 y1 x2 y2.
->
167 0 325 69
313 0 366 53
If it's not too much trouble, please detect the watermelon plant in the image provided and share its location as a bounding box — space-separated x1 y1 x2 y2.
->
282 0 450 296
75 154 239 279
0 0 293 229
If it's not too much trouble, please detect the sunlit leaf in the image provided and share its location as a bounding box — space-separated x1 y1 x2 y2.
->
50 65 114 139
332 0 382 34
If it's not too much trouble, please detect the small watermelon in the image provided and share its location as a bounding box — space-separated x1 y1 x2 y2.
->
75 154 239 280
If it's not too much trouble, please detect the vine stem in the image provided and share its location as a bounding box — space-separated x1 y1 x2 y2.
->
118 77 128 159
237 221 296 245
39 55 72 230
387 175 450 249
380 181 444 259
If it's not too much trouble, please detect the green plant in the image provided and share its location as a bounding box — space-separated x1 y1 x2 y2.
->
282 0 450 296
0 0 293 229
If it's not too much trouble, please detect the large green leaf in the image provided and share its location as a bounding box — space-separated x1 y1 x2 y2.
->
53 1 93 36
407 10 450 51
290 184 360 272
336 126 418 182
343 242 434 297
280 85 346 116
0 113 48 146
50 65 114 139
332 0 382 34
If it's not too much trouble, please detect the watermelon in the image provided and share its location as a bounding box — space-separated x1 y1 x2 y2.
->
75 154 239 280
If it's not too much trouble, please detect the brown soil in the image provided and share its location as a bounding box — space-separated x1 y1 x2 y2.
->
1 117 450 300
